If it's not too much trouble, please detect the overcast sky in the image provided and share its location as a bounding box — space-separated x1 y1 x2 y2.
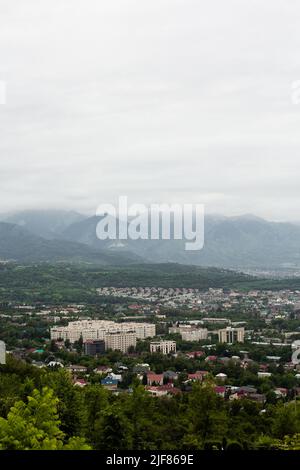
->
0 0 300 221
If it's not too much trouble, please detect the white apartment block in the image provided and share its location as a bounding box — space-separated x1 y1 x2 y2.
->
218 327 245 344
50 320 155 344
0 340 5 365
104 331 137 353
150 340 176 355
181 328 208 342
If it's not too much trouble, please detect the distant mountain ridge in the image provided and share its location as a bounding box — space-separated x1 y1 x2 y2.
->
60 213 300 269
2 210 85 239
0 221 142 265
1 210 300 269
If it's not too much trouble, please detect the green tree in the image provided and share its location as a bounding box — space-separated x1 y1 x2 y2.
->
0 387 90 450
183 382 228 449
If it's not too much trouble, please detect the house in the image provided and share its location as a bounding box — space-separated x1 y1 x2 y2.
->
219 357 230 365
229 386 260 401
215 373 227 382
186 351 205 359
133 363 150 374
294 387 300 396
48 361 64 368
163 370 178 382
145 383 181 397
249 393 266 404
145 386 169 397
93 366 113 375
239 386 257 394
187 371 208 382
274 388 288 398
147 373 164 386
101 377 118 390
107 372 122 382
259 364 269 372
67 365 88 374
214 386 226 397
205 355 217 363
74 378 87 387
257 372 272 378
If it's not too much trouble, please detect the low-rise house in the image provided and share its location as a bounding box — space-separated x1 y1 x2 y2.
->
257 372 272 378
274 388 288 398
250 393 266 404
205 355 217 363
145 384 181 397
219 357 230 365
187 371 208 382
101 377 118 390
67 364 88 374
147 373 164 386
163 370 178 382
294 387 300 396
74 378 87 387
133 363 150 374
48 361 64 368
214 386 226 397
215 372 227 382
186 351 205 359
108 372 122 382
93 366 113 375
145 386 170 397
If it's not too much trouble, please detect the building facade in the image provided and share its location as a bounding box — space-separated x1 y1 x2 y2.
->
218 327 245 343
181 328 208 341
0 340 5 365
50 320 155 343
150 341 176 355
84 340 105 356
104 331 136 353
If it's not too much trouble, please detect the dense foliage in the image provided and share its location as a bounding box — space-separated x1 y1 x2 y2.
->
0 263 299 304
1 356 300 451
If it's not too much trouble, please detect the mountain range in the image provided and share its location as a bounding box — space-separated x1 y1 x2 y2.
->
0 210 300 270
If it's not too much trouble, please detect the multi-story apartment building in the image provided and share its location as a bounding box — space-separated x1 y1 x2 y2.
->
181 328 208 342
104 331 137 353
84 340 105 356
0 340 5 365
218 327 245 344
150 340 176 355
50 320 155 343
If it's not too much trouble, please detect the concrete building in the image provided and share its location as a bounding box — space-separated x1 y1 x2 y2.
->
218 327 245 344
84 340 105 356
50 320 155 343
181 328 208 342
0 340 5 365
104 331 136 353
150 340 176 355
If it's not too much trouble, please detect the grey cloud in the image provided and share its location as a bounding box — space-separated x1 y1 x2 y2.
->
0 0 300 220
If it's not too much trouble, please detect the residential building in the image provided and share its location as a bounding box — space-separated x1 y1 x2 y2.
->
104 331 136 353
147 373 164 386
84 340 105 356
50 320 155 343
0 340 6 365
150 340 176 355
181 328 208 342
218 327 245 344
